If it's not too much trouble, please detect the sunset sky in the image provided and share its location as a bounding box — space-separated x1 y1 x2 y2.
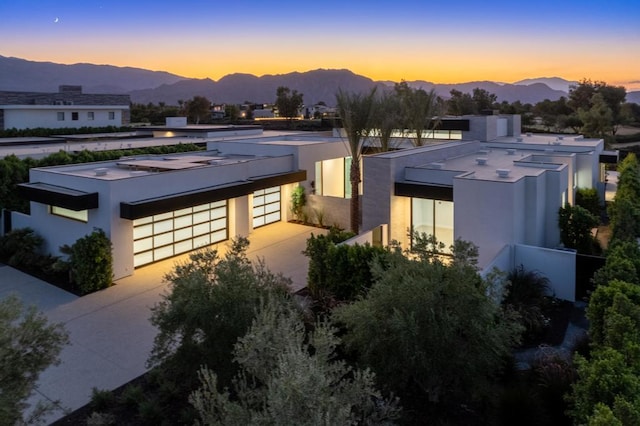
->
2 0 639 90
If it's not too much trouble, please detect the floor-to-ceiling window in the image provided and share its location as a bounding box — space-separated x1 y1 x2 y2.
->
314 157 358 198
411 198 454 252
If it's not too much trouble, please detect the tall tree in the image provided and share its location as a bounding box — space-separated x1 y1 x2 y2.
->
335 87 377 234
185 96 211 124
447 89 475 115
471 87 498 113
395 82 441 146
569 79 627 136
371 90 402 152
275 86 304 125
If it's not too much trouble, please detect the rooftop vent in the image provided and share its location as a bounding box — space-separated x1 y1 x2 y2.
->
558 136 564 140
476 157 488 165
431 162 445 169
507 148 516 155
496 169 510 178
94 168 108 176
516 137 523 142
552 139 562 145
526 132 532 137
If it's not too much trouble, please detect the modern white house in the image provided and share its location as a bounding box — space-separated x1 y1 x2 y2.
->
0 85 130 130
12 129 349 280
7 114 614 299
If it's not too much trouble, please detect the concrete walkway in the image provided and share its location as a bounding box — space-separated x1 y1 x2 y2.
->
0 222 324 424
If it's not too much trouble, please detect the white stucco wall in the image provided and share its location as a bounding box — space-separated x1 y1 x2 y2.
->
514 244 576 301
20 153 298 279
3 106 127 129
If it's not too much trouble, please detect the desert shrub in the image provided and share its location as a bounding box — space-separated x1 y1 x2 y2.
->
59 228 113 295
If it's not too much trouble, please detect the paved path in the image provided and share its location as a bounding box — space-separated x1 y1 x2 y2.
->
0 222 323 424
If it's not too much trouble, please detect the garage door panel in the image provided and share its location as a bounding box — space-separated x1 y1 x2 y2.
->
133 201 227 268
253 186 281 228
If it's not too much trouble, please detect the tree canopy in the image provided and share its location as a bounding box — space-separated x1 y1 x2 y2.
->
0 295 69 425
333 236 521 418
275 86 304 123
189 296 400 425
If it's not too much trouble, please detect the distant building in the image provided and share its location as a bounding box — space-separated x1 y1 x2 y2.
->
0 85 130 130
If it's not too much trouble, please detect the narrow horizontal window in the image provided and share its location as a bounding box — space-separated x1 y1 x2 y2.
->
50 206 88 222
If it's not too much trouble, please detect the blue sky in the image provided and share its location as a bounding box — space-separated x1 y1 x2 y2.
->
1 0 638 89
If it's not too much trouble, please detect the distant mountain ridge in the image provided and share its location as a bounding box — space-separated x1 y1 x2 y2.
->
1 55 638 106
0 55 185 93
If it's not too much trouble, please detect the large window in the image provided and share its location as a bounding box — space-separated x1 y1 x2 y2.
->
253 186 281 228
314 157 358 198
133 201 227 267
50 206 88 222
411 198 454 252
391 129 462 140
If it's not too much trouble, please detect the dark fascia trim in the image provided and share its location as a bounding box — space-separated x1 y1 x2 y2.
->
249 170 307 191
17 182 99 211
599 152 618 164
120 170 307 220
394 181 454 202
436 119 470 131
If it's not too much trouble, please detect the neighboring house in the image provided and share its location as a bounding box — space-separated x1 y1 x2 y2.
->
0 85 130 130
7 115 614 298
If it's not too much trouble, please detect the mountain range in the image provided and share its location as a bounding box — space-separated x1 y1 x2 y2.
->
1 55 638 106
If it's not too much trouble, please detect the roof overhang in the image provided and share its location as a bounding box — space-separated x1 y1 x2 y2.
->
17 183 99 211
394 181 454 202
600 151 619 164
120 170 306 220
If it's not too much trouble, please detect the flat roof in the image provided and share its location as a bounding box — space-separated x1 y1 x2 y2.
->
34 150 272 180
491 133 603 149
429 147 566 182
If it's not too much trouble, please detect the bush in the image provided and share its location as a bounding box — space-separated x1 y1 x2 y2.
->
59 228 113 295
303 228 383 304
503 266 552 342
0 227 43 266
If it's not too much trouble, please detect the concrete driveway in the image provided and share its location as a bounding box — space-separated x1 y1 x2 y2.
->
0 222 324 423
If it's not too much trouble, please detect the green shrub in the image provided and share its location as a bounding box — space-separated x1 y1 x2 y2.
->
59 228 113 295
120 384 144 409
303 228 382 304
576 187 602 218
503 266 552 342
90 388 116 412
0 227 43 266
290 185 306 221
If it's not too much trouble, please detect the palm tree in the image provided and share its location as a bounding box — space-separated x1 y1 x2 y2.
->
372 90 402 152
395 82 441 146
335 87 377 234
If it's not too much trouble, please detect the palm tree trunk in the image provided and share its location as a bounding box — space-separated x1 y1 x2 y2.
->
350 159 360 233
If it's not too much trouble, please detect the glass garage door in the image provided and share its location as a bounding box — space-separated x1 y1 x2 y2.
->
133 200 227 267
253 186 281 228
